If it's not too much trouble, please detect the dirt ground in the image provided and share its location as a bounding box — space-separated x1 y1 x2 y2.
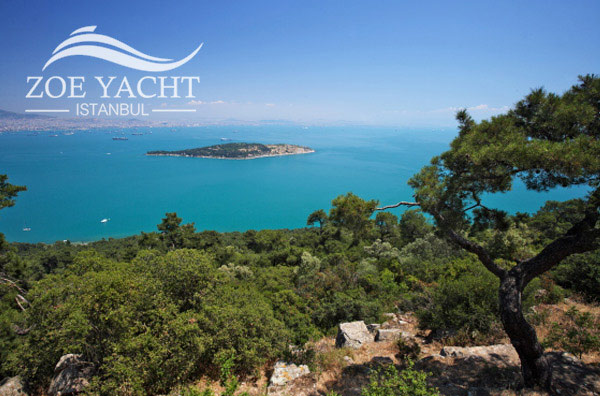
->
189 301 600 396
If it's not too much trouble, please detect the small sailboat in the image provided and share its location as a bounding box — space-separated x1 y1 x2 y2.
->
22 227 31 232
100 218 110 223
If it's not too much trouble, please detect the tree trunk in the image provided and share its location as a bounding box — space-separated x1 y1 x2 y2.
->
499 273 552 389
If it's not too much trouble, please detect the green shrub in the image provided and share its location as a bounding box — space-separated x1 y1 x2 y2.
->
197 284 289 376
543 306 600 359
181 386 215 396
527 307 551 326
133 249 219 311
416 263 500 341
316 347 354 372
269 289 321 345
396 338 421 361
7 249 286 395
282 345 317 371
361 360 439 396
217 354 239 396
552 251 600 302
523 276 567 308
9 253 209 395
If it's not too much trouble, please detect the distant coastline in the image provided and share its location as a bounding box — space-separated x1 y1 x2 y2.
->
146 142 315 160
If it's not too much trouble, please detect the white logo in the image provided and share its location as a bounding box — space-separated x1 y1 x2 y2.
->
43 26 203 72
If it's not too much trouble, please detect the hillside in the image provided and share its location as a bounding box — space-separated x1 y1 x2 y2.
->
0 109 50 120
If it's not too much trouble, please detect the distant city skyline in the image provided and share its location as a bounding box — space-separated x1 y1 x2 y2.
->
0 0 598 127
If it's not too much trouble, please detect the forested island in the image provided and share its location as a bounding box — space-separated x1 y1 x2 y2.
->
147 142 315 159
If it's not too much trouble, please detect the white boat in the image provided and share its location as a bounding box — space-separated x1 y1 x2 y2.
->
22 227 31 232
100 218 110 223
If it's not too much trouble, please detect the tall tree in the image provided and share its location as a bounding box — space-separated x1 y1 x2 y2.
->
0 175 26 213
377 75 600 389
307 209 328 230
374 211 398 238
0 175 27 312
0 174 26 256
329 192 378 240
157 212 196 250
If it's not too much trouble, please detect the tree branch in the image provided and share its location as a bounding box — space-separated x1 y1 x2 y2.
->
1 275 30 310
375 201 420 211
15 295 29 312
462 191 490 213
445 229 507 278
519 209 600 285
0 276 27 296
12 324 32 335
376 200 507 278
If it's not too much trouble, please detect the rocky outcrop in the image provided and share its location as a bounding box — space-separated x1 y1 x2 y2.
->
546 351 600 395
371 356 394 366
440 344 519 366
269 361 310 387
335 321 373 349
380 313 409 329
48 354 94 396
375 328 410 342
267 375 316 396
267 361 313 395
0 377 27 396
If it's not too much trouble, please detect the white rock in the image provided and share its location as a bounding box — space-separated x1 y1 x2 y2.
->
335 321 374 348
440 344 518 365
375 328 410 342
0 377 27 396
269 361 310 387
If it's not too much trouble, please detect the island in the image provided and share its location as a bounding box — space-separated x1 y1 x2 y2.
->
146 142 315 160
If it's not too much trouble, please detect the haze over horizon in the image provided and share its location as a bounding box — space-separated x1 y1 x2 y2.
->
0 0 598 127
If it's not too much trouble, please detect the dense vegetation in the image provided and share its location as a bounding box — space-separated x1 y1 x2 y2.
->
0 75 599 395
0 191 596 395
147 142 312 159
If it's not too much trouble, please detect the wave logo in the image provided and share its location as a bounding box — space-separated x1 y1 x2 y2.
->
42 26 203 72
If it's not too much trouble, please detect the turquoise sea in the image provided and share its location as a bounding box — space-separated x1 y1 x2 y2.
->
0 126 589 243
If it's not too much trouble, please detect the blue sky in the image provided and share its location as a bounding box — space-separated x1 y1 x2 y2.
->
0 0 598 126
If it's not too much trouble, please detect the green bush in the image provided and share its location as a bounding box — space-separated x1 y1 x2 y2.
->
6 249 289 395
361 360 439 396
416 262 500 341
6 191 597 394
197 284 289 376
543 306 600 359
396 338 421 361
217 354 239 396
181 387 215 396
8 252 209 395
523 276 567 309
552 251 600 302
